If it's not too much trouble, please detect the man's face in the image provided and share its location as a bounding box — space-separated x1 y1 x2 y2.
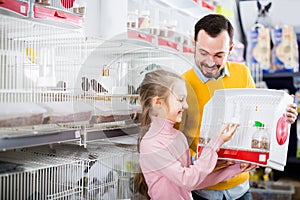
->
194 30 232 79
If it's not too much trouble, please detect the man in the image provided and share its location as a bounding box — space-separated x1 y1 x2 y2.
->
180 14 298 200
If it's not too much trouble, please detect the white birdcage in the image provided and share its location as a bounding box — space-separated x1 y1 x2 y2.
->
0 15 96 136
0 142 138 199
0 15 84 93
198 88 293 171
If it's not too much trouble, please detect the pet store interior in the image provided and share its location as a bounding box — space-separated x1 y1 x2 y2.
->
0 0 300 199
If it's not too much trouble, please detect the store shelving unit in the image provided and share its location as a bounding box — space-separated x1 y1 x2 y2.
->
125 0 216 54
0 1 200 151
0 0 216 198
263 72 299 95
0 0 85 28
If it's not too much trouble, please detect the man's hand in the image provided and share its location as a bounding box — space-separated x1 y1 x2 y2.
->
286 103 298 124
215 160 235 169
240 162 258 172
215 160 258 172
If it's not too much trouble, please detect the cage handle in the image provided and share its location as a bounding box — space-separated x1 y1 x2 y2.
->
54 11 66 19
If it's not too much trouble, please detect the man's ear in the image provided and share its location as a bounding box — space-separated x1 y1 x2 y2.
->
192 38 196 47
229 43 234 53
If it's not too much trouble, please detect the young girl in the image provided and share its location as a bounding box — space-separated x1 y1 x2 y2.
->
134 69 251 200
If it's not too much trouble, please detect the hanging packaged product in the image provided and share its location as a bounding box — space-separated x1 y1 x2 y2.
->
271 25 299 73
248 25 271 73
138 10 150 29
251 121 270 150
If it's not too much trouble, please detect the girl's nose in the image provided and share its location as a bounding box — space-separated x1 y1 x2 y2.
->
182 101 188 109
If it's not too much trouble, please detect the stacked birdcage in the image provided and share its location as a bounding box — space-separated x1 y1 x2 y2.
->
0 142 138 199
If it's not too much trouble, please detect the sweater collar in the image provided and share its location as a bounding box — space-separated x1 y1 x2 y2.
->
148 116 176 135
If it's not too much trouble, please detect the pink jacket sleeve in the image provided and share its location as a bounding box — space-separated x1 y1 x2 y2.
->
194 163 241 190
140 135 241 191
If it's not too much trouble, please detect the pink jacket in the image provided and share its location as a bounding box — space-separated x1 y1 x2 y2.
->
139 116 241 200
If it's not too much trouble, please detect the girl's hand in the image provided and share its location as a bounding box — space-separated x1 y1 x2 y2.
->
219 123 238 142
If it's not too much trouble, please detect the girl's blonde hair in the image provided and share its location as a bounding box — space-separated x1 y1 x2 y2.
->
134 69 184 198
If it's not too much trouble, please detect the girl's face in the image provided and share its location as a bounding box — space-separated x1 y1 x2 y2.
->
165 79 188 123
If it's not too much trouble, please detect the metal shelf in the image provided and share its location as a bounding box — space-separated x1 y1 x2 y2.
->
84 124 140 144
0 129 80 151
287 157 300 165
263 72 298 94
0 122 140 151
154 0 213 17
263 72 300 79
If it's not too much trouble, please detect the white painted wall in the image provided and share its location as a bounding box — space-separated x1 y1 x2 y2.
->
84 0 128 39
219 0 244 43
239 0 300 34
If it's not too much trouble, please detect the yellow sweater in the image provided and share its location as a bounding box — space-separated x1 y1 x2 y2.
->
181 61 255 190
